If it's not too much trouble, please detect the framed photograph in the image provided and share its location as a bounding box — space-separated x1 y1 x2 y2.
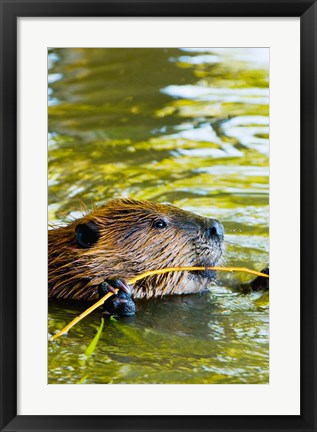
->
1 1 316 431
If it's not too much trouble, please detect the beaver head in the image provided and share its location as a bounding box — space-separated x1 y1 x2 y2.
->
48 199 224 300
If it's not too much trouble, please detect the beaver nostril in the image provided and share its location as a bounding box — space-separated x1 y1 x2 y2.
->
209 226 218 236
207 220 224 240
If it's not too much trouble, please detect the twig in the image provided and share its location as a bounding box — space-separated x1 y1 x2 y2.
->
49 266 269 341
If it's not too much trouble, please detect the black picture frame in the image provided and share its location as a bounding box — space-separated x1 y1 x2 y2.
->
1 1 316 431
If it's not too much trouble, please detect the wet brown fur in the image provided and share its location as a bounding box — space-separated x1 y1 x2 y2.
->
48 199 224 301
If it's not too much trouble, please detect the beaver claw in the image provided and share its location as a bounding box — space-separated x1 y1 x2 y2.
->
98 279 136 317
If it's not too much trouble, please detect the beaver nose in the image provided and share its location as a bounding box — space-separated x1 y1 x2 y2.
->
207 219 224 240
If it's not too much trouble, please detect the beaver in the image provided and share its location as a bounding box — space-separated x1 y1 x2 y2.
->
48 198 225 315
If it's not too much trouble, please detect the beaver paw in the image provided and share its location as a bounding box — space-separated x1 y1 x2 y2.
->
250 267 269 291
98 279 136 317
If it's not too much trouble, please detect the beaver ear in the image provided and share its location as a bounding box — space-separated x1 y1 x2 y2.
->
75 221 100 248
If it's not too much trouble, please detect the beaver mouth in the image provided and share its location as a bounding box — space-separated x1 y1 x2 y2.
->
191 269 217 280
190 262 218 280
196 269 217 279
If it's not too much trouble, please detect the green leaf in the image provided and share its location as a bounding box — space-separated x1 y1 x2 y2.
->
78 375 88 384
84 318 104 358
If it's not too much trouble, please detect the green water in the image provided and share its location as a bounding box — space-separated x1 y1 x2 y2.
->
48 48 269 384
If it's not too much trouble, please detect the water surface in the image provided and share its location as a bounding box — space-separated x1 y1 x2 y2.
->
48 48 269 384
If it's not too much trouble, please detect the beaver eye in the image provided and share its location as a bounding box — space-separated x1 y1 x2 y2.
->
153 219 167 229
75 221 100 248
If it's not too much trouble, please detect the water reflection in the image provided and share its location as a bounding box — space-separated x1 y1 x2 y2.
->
48 48 269 384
